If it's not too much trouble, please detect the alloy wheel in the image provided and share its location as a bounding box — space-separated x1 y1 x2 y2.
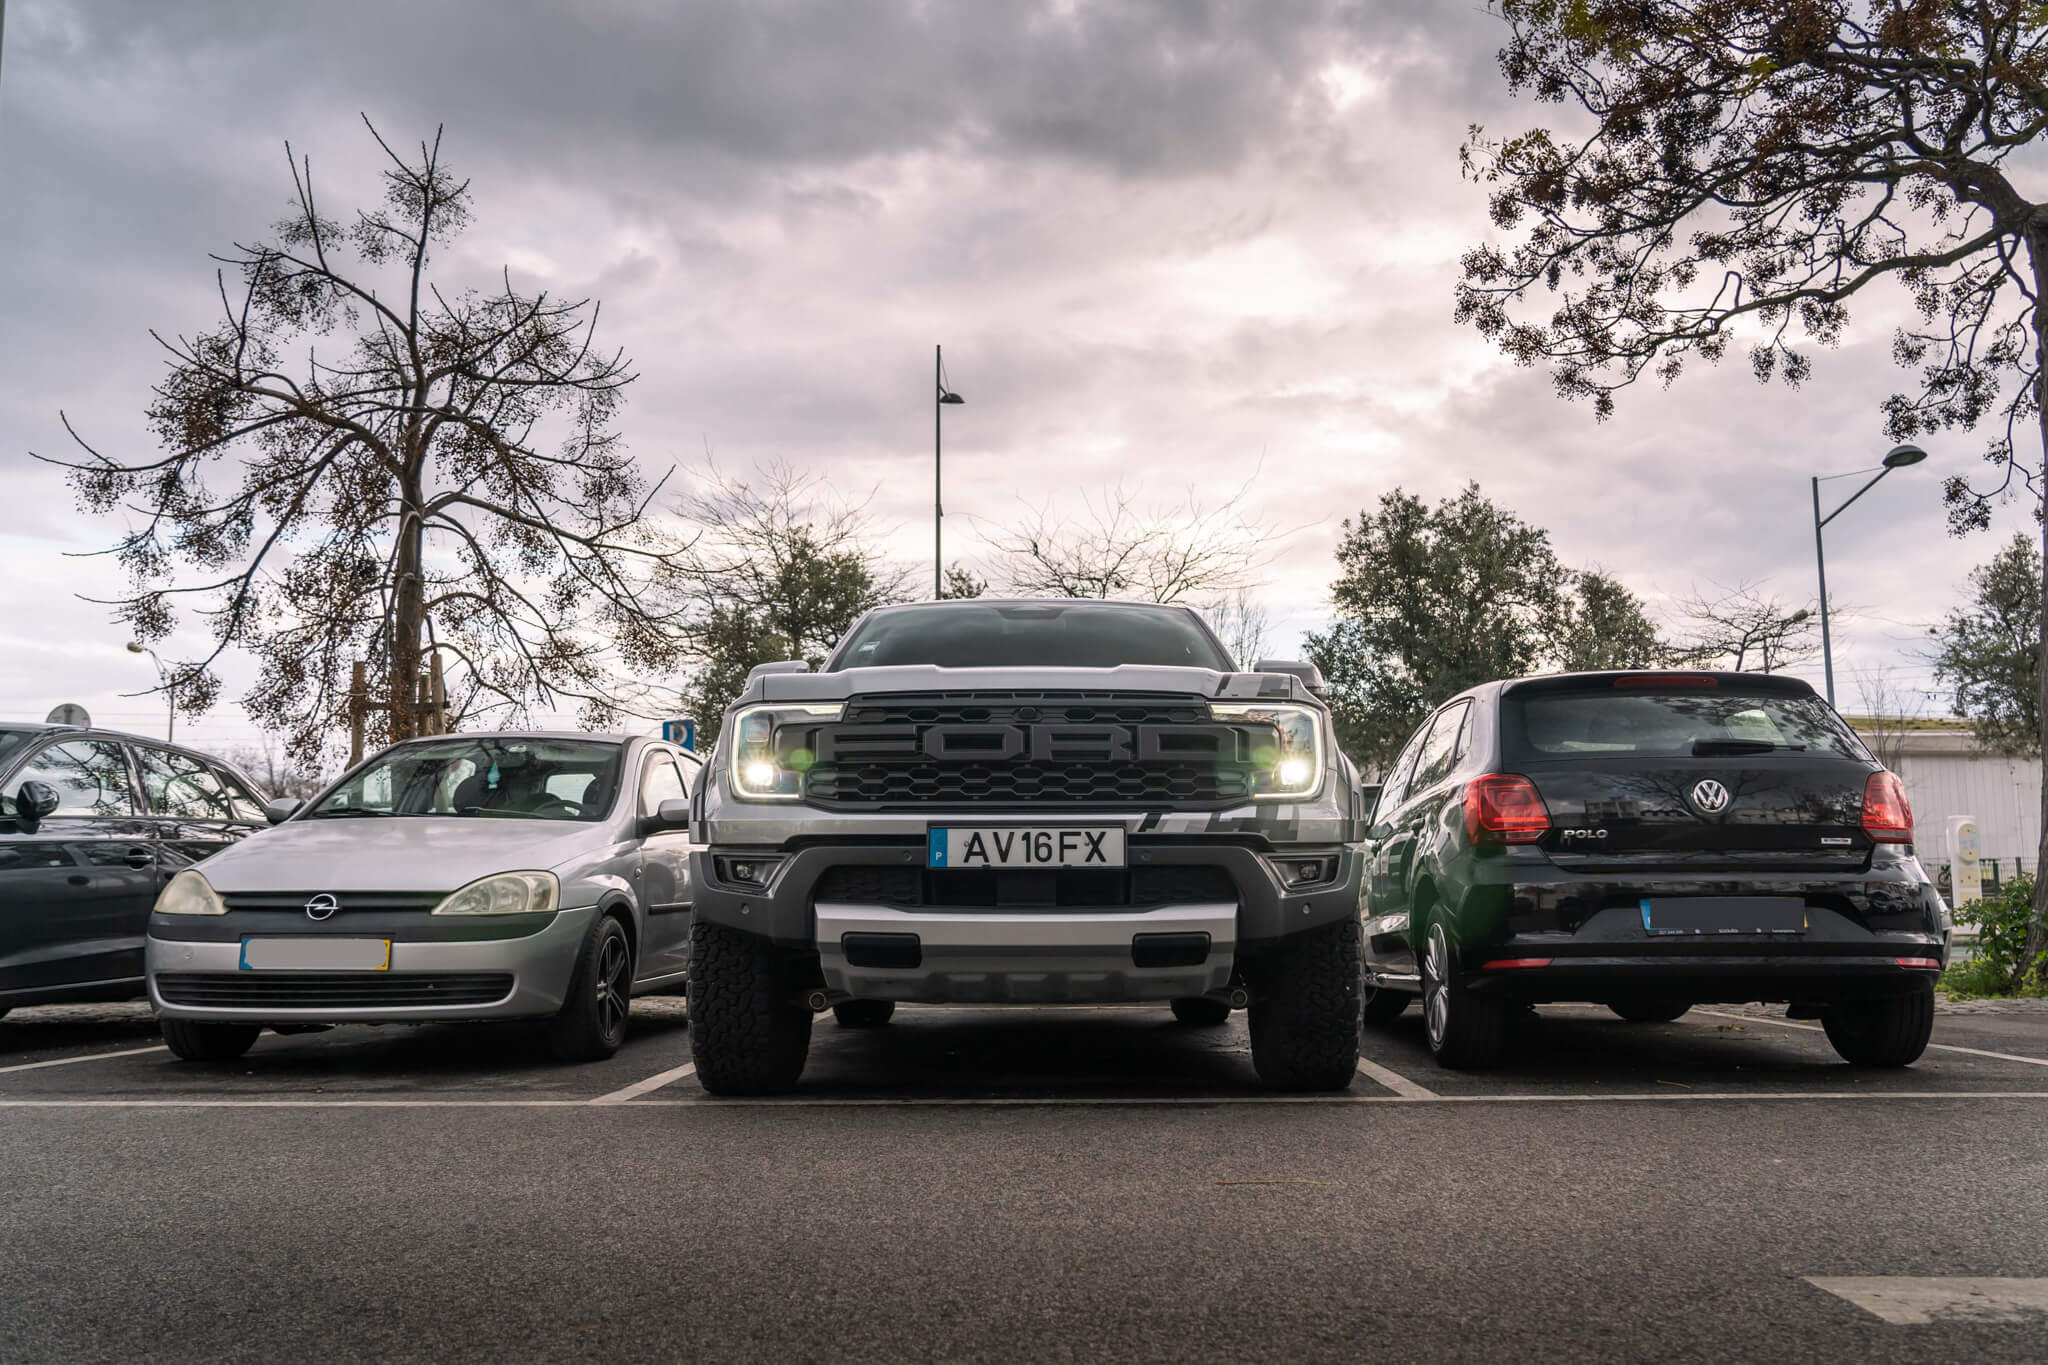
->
1423 922 1450 1047
595 934 631 1040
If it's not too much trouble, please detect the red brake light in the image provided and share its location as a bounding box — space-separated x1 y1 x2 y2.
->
1465 773 1550 844
1614 674 1719 688
1861 772 1913 843
1482 958 1553 969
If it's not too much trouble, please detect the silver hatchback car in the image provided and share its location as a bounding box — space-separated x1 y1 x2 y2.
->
145 732 699 1062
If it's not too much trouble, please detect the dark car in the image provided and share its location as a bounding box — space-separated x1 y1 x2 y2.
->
1 723 273 1019
1358 671 1948 1068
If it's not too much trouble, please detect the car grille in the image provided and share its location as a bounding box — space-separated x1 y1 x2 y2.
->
813 864 1237 908
219 892 445 914
154 973 514 1009
800 691 1261 810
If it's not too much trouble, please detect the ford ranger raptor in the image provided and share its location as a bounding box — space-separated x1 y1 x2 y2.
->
686 598 1368 1094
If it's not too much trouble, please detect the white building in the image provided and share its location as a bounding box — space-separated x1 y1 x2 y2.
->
1855 724 2038 884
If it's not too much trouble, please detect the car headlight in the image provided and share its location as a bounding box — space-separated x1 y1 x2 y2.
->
430 871 560 916
154 869 227 916
726 702 845 801
1211 701 1326 801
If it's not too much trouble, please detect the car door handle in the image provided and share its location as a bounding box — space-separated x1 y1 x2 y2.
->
125 849 155 869
68 875 90 886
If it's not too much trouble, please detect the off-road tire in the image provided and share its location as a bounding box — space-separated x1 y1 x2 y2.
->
1607 999 1691 1024
1420 918 1507 1069
548 914 634 1062
690 921 812 1095
1245 917 1362 1091
832 999 895 1028
1822 983 1935 1067
1170 997 1232 1026
1361 984 1411 1028
161 1018 261 1062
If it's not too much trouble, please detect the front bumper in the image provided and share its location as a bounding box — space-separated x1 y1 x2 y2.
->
145 906 597 1023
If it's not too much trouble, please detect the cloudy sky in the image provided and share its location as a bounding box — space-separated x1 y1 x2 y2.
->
0 0 2029 758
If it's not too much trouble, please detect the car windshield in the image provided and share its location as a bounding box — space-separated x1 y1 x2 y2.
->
0 728 33 770
830 603 1233 671
1503 682 1868 762
306 737 623 821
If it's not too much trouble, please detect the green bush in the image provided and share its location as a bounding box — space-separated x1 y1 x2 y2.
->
1941 874 2048 999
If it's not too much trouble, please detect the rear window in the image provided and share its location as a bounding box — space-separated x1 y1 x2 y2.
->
0 728 33 769
1502 683 1868 762
829 603 1232 671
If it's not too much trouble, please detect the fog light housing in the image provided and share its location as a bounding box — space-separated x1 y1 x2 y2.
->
715 855 784 889
1270 856 1336 889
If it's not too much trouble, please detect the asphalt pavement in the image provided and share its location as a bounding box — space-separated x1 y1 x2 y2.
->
3 999 2046 1362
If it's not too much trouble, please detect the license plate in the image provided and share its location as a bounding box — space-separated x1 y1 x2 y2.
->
1640 898 1806 936
928 826 1127 869
239 938 392 971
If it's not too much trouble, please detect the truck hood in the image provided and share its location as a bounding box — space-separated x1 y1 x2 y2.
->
750 664 1319 706
191 817 608 893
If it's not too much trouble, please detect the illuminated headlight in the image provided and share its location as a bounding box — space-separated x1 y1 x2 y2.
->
1212 701 1326 801
155 870 227 916
727 702 845 802
431 871 559 916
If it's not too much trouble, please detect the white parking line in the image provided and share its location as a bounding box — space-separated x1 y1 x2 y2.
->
1356 1056 1440 1100
588 1061 697 1105
1692 1009 2048 1068
0 1045 168 1075
1806 1276 2048 1325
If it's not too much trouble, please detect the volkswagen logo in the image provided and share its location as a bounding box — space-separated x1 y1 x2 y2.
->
1691 779 1731 814
304 893 340 921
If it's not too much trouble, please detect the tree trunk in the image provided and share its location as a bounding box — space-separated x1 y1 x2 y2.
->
388 480 426 744
2027 227 2048 980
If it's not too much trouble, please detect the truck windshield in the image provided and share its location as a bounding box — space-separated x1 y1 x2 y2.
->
306 737 624 821
830 602 1232 671
1502 682 1868 762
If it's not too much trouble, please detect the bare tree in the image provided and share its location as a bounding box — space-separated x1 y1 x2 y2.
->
666 459 907 741
983 483 1273 603
42 121 688 767
211 741 331 802
1853 664 1923 774
1668 582 1818 674
1206 588 1272 667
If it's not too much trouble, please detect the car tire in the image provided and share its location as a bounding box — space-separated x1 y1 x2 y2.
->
1822 983 1935 1067
832 999 895 1028
1245 917 1363 1091
0 1007 9 1022
160 1018 261 1062
1607 999 1691 1024
689 921 812 1095
547 914 634 1063
1420 918 1507 1069
1170 997 1232 1026
1361 984 1410 1028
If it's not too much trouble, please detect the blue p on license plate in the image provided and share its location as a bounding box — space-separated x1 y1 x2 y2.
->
928 826 1127 869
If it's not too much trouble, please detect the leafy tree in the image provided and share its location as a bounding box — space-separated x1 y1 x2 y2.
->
1306 484 1658 770
1931 532 2041 755
1668 581 1819 673
938 564 988 600
43 122 686 765
668 461 904 742
1457 0 2048 964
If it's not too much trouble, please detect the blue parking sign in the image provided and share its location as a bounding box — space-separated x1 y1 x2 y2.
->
662 718 697 750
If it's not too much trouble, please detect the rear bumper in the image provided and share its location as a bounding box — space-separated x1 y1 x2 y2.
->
1460 953 1943 1004
815 901 1237 1004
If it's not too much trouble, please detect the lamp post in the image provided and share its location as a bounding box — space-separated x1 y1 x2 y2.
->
126 640 172 741
1810 443 1927 705
935 344 964 600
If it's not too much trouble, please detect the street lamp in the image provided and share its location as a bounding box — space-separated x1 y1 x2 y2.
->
1811 442 1927 706
126 640 173 741
935 344 964 600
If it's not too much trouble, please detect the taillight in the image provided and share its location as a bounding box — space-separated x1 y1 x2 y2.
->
1861 772 1913 843
1465 773 1550 844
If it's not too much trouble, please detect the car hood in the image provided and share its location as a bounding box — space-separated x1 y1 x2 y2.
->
750 664 1319 705
193 817 613 893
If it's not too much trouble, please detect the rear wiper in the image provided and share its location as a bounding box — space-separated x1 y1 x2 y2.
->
1690 739 1804 756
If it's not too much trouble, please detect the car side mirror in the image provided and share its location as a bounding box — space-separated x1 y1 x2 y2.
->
1359 783 1383 817
1252 659 1328 697
639 797 691 837
263 798 303 826
13 780 59 829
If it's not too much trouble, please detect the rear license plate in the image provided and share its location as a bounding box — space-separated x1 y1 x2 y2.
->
928 826 1127 869
239 938 392 971
1640 898 1806 936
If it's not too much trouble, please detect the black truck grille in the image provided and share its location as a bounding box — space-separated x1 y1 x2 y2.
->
797 691 1264 811
154 973 514 1009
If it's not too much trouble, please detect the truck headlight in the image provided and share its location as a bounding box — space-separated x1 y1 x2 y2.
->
727 702 845 802
431 871 560 916
1212 702 1326 801
155 870 227 916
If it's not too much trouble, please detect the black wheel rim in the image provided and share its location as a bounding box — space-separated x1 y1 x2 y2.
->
595 934 630 1040
1424 923 1450 1048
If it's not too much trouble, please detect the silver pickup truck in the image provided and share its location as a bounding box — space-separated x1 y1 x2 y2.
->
686 598 1367 1093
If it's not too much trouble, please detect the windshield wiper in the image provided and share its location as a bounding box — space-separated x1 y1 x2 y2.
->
1691 738 1805 756
302 807 395 818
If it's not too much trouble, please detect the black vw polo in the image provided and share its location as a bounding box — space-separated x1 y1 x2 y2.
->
1358 671 1948 1068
